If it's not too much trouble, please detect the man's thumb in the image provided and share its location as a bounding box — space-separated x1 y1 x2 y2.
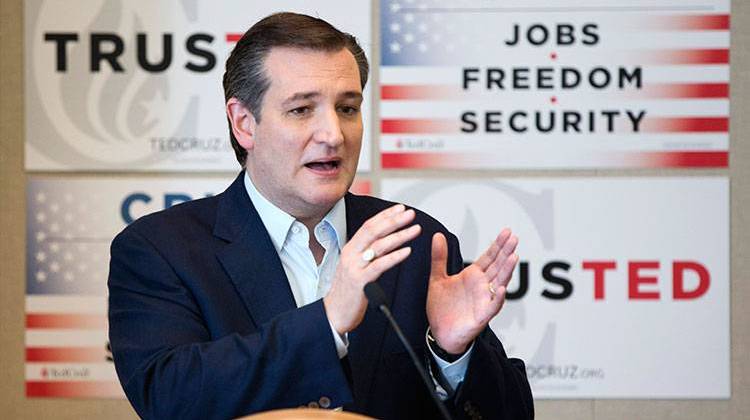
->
430 233 448 279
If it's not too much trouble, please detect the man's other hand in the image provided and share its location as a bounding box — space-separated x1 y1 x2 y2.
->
426 230 519 354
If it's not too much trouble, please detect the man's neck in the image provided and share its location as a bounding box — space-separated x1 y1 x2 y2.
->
248 174 332 232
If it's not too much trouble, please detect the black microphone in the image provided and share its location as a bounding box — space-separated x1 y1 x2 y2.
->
363 282 453 420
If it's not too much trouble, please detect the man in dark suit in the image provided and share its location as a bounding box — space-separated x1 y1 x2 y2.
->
108 12 533 420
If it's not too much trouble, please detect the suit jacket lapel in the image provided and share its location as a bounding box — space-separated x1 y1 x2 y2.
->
214 183 399 409
214 172 297 327
344 193 401 408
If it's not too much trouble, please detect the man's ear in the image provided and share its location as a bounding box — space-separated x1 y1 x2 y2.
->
226 97 258 150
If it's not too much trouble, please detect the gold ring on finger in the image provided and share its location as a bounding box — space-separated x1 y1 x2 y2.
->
488 282 497 300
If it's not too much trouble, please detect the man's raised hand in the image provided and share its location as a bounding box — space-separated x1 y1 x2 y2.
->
426 229 519 354
324 204 421 335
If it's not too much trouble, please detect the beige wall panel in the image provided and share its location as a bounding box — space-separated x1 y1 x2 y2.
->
727 1 750 419
536 400 594 420
593 401 730 420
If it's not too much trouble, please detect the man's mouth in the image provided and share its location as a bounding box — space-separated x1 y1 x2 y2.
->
305 159 341 171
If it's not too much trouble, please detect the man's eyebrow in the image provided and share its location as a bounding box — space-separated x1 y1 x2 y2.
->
282 91 321 107
340 91 363 101
281 90 363 106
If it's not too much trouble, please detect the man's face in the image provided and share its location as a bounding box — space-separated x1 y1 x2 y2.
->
242 47 363 221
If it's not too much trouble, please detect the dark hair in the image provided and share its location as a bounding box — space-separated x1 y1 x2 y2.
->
222 12 370 166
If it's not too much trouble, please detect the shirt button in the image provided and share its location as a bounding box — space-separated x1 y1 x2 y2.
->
292 226 301 234
319 396 331 408
307 401 319 408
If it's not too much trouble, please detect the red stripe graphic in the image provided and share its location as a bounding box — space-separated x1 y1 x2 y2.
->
226 33 243 43
381 85 463 100
639 49 729 64
640 83 729 99
635 151 728 168
382 152 468 169
26 314 107 329
27 381 123 398
27 347 108 363
381 119 457 134
641 117 728 133
643 14 730 30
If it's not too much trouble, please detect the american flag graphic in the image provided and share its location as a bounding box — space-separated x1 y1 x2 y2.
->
379 0 730 169
26 180 123 397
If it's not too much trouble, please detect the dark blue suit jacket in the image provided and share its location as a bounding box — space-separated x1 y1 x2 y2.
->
108 172 533 419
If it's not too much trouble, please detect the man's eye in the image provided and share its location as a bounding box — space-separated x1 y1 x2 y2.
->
338 106 359 116
289 106 311 116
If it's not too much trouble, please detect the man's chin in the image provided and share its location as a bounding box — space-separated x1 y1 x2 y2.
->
301 182 348 207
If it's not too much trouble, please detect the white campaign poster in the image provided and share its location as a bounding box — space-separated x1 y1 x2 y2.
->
24 175 370 398
25 0 372 171
25 176 233 397
381 177 729 398
380 0 730 169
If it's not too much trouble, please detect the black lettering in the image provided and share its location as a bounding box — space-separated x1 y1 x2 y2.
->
626 110 646 132
44 33 79 72
619 67 642 89
536 111 555 133
589 67 611 89
582 24 600 45
513 68 529 89
527 24 549 46
537 67 554 89
563 111 581 133
509 112 527 132
504 23 520 46
460 111 477 133
487 68 504 89
137 33 173 72
486 112 503 132
90 33 124 72
185 33 216 72
557 24 575 45
561 68 580 88
541 261 572 299
601 110 620 131
463 68 480 90
507 262 529 299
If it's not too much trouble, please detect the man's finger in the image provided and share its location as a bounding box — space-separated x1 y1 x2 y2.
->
365 224 421 264
489 285 507 315
475 229 511 271
430 233 448 279
350 206 415 252
365 246 412 276
495 253 519 287
500 234 519 258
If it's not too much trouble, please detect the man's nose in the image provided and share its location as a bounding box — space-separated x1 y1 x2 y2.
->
312 108 345 146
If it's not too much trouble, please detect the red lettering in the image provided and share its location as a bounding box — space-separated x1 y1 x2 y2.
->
582 261 617 300
673 261 710 299
628 261 660 300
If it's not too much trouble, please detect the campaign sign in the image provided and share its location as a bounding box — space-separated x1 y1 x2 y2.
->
381 177 729 398
380 0 730 169
25 0 372 171
25 176 370 398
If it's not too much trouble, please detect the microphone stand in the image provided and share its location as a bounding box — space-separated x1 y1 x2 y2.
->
364 282 453 420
